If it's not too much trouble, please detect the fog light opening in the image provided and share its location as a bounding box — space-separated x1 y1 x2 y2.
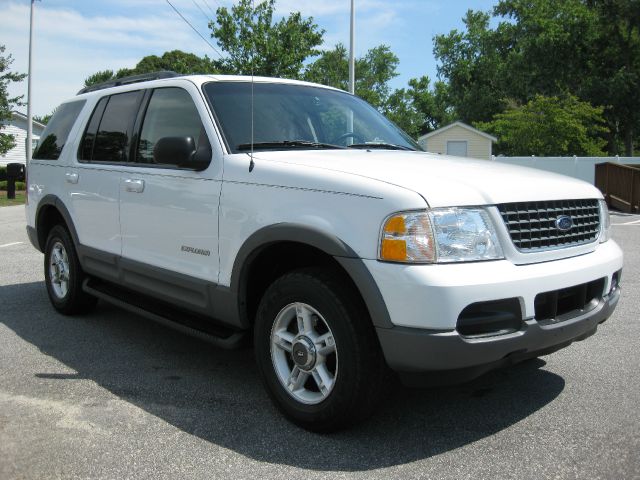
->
457 298 523 338
610 270 622 294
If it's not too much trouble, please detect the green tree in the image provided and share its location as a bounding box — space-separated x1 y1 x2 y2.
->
84 70 117 88
304 43 399 109
384 76 455 138
384 87 425 138
433 10 508 124
83 50 219 87
34 113 52 125
303 43 348 90
0 45 27 155
434 0 640 155
209 0 324 78
476 95 609 156
134 50 217 75
583 0 640 155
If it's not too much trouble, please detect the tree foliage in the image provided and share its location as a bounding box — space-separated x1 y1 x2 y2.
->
434 0 640 155
476 95 608 156
84 50 218 87
304 43 399 109
34 113 52 125
84 70 118 88
433 10 508 124
384 76 454 138
0 45 27 155
209 0 324 78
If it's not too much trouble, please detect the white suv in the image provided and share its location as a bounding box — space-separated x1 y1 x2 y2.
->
26 72 623 431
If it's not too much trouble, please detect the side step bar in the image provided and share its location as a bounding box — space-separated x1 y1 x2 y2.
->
83 278 245 349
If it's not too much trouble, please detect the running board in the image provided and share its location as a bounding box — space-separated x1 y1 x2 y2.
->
83 278 245 349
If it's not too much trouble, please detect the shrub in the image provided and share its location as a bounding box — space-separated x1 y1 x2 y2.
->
0 180 26 191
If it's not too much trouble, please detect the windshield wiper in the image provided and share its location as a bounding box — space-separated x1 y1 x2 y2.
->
347 142 414 151
237 140 346 151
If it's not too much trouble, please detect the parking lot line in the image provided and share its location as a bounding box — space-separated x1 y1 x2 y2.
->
613 219 640 225
0 242 24 248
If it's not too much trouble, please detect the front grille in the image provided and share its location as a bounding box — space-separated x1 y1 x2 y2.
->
497 199 600 252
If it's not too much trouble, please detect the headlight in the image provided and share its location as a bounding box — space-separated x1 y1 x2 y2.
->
599 199 611 243
379 208 504 263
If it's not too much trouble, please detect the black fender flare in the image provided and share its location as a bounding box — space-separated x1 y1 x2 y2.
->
34 195 80 251
229 223 394 329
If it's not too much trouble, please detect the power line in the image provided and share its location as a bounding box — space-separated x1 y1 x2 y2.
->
165 0 224 58
191 0 212 22
201 0 221 18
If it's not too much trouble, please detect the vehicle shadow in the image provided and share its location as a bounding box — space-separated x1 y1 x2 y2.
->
1 281 565 471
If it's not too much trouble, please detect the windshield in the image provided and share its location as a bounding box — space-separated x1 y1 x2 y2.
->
203 81 421 153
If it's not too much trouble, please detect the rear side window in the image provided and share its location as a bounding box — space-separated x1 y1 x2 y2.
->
32 100 86 160
136 87 208 168
79 91 142 163
79 97 108 160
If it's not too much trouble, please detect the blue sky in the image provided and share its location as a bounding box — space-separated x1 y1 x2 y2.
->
1 0 497 116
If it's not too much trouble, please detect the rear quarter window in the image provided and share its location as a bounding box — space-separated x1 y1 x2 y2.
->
32 100 86 160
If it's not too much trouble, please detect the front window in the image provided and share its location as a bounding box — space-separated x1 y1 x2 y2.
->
136 87 208 168
203 81 420 153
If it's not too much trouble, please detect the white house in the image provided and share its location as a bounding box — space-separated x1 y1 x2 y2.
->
418 121 497 160
0 111 46 166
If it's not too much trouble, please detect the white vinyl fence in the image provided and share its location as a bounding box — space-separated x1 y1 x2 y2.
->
491 155 640 185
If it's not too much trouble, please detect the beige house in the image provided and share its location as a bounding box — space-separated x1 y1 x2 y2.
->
418 121 497 160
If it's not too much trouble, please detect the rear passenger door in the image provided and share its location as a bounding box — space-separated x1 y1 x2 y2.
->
119 85 222 305
70 91 144 261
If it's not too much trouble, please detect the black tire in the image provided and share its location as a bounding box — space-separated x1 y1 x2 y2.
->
254 267 387 432
44 224 97 315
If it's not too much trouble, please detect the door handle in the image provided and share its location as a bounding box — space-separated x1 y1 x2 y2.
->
65 172 79 184
124 178 145 193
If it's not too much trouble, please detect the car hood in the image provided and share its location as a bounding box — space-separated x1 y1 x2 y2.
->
252 149 602 207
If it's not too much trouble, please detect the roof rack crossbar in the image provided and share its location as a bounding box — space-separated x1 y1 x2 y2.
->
77 71 181 95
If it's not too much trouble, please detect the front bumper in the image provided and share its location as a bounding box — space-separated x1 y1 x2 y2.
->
363 240 623 330
377 285 619 379
366 240 623 385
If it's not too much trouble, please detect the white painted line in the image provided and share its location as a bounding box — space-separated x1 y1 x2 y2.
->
612 219 640 225
0 242 24 248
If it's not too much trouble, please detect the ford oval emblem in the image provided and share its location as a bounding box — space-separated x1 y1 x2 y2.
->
555 215 574 231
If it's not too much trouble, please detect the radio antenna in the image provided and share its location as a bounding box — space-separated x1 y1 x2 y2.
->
249 0 256 172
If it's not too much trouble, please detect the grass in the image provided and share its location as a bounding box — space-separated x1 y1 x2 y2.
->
0 191 26 207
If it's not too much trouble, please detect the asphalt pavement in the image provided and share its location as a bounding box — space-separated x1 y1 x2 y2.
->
1 205 639 480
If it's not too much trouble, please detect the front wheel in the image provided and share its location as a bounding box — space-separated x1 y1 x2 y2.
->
254 268 387 432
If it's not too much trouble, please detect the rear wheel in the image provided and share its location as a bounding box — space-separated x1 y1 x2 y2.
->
44 225 97 315
254 268 387 432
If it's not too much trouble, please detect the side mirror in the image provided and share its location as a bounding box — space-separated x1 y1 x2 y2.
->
153 136 211 171
154 136 195 167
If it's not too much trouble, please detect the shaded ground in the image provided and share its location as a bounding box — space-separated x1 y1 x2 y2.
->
1 205 639 479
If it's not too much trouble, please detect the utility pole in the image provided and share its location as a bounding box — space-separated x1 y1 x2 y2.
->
26 0 36 165
349 0 355 95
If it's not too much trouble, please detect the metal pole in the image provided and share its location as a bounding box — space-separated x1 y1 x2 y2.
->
26 0 35 165
349 0 355 94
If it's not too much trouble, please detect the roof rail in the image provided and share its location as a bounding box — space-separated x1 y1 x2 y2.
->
77 71 181 95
